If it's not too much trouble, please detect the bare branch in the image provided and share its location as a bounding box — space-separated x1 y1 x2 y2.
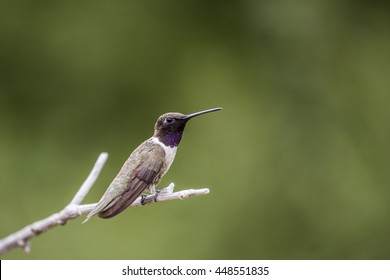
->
0 153 210 255
69 152 109 205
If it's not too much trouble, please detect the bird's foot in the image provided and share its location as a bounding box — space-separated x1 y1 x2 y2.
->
141 194 147 205
140 190 160 205
153 190 161 202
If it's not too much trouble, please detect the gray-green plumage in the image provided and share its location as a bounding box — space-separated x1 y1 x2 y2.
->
87 140 166 220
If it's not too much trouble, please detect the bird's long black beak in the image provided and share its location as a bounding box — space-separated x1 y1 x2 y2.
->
183 107 223 120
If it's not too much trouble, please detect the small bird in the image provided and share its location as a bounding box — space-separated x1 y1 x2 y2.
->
84 107 222 222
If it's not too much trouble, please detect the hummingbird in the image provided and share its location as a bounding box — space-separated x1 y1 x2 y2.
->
84 107 222 222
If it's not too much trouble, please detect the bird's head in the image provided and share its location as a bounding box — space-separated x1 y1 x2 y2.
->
153 108 222 147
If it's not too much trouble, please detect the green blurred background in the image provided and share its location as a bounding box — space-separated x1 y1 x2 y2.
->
1 0 390 259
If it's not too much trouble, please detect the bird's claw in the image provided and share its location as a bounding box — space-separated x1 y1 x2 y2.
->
141 194 147 205
140 190 160 205
153 190 161 202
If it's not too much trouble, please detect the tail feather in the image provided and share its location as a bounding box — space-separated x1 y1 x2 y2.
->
97 186 145 219
82 195 119 223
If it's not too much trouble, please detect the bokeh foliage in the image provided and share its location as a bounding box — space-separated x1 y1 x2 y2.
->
1 0 389 259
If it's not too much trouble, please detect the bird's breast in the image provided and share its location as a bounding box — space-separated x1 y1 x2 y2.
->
151 137 177 172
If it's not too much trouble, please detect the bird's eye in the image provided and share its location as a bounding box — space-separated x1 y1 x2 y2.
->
165 117 173 124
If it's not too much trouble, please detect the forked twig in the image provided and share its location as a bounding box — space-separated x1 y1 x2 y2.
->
0 153 210 255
